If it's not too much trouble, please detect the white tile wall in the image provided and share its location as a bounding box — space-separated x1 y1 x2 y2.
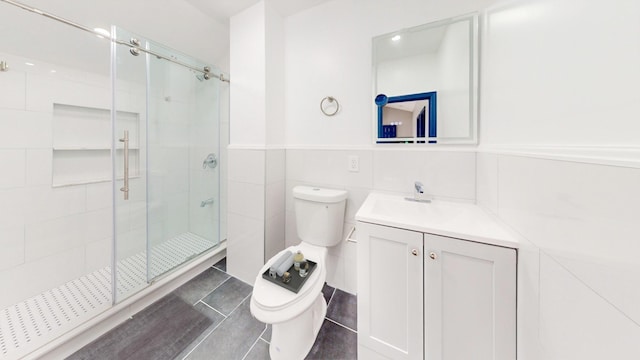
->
0 55 118 309
0 70 26 110
265 149 286 262
0 226 25 272
0 149 26 189
227 212 265 284
26 149 53 186
477 151 640 359
227 148 266 284
372 149 476 201
539 253 640 359
0 109 52 149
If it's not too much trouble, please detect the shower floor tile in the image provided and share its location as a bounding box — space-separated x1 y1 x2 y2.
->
68 258 358 360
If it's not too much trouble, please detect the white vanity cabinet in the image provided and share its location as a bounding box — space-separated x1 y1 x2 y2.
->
357 221 517 360
357 222 424 360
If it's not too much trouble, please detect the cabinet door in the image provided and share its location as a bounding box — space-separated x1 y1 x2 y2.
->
357 222 424 360
424 234 516 360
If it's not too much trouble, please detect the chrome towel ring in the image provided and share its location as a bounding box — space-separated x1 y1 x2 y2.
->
320 96 340 116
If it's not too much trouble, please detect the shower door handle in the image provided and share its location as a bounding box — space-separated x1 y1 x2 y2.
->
119 130 129 200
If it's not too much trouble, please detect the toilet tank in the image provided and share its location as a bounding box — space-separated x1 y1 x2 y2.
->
293 186 348 247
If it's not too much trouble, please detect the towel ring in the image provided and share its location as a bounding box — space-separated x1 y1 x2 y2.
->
320 96 340 116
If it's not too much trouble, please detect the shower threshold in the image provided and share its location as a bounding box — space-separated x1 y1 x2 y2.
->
0 232 216 360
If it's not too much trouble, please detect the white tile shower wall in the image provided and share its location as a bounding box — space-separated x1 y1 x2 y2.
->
477 152 640 359
0 51 146 310
285 148 476 294
227 148 266 284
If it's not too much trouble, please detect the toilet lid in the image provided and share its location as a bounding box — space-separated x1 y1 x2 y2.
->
252 253 324 312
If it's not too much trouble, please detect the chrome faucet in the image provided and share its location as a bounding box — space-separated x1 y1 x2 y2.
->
405 181 431 203
200 198 215 207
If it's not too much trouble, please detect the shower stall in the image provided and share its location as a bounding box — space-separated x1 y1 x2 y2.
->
0 1 227 358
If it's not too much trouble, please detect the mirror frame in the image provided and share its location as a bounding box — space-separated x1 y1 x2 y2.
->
372 13 479 145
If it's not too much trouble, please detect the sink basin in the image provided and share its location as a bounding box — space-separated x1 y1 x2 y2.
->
355 192 519 248
369 195 447 224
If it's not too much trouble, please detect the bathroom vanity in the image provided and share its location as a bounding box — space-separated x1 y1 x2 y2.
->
355 193 518 360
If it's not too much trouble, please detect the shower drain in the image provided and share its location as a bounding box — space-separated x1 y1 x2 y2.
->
0 232 214 359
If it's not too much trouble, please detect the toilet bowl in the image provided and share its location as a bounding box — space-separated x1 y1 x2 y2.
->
250 186 347 360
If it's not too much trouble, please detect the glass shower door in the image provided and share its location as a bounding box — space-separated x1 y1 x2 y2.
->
112 27 220 303
145 39 221 282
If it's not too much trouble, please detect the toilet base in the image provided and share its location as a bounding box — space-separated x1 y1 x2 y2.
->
268 293 327 360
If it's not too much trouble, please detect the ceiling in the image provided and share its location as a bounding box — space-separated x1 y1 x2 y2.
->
183 0 332 23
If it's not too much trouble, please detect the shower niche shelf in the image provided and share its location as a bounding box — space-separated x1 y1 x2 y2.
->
52 103 140 187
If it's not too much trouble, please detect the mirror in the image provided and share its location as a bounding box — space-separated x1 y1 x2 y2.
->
373 14 478 144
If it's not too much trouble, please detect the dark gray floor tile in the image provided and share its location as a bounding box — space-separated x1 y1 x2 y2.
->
322 283 335 304
201 277 252 315
186 298 266 360
173 267 229 304
174 302 226 359
244 339 271 360
213 257 227 272
67 294 212 360
305 320 357 360
326 289 357 331
260 324 272 343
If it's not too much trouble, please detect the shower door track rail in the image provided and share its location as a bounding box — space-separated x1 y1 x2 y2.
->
0 0 230 82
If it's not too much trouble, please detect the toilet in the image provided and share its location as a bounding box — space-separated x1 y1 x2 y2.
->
250 186 348 360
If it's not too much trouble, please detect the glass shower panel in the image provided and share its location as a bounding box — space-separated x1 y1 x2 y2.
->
112 27 220 300
0 4 113 356
145 40 221 282
112 26 149 302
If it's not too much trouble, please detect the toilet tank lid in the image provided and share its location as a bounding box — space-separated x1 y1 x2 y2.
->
293 186 348 203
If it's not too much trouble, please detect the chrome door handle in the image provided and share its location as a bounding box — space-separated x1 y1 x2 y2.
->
119 130 129 200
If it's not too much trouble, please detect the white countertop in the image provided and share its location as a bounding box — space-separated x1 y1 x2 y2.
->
355 192 519 249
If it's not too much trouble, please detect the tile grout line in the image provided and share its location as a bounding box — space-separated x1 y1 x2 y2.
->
325 317 357 334
186 292 256 360
191 274 231 306
180 312 228 360
326 287 337 309
226 292 253 318
197 300 228 319
240 325 267 360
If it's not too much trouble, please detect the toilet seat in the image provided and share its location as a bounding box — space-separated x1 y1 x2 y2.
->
251 245 327 324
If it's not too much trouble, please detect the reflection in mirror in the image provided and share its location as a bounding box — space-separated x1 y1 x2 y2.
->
376 92 437 143
373 14 478 144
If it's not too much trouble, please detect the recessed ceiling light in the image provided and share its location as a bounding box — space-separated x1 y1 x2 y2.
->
25 62 35 66
391 35 401 42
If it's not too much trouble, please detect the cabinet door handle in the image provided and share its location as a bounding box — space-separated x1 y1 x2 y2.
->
429 251 437 260
411 249 419 256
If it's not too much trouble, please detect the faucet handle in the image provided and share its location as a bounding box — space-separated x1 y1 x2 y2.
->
414 181 424 193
